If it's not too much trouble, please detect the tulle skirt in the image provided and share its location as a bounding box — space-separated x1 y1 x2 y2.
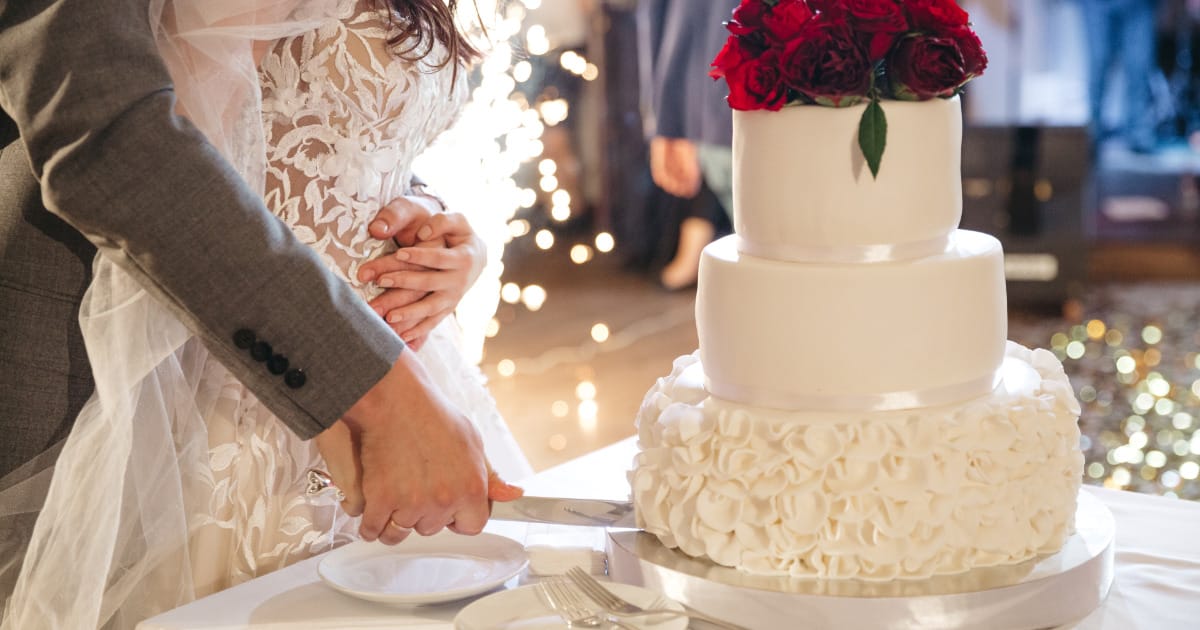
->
0 258 531 629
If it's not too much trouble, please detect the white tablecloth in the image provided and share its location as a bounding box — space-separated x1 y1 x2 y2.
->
139 438 1200 629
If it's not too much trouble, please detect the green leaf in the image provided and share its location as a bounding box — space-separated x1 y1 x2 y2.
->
858 98 887 180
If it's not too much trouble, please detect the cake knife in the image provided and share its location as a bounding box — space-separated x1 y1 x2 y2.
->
490 495 637 528
305 469 638 528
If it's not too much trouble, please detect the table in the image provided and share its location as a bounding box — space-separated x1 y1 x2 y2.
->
140 438 1200 629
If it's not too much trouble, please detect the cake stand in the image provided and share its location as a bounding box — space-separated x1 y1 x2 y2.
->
607 491 1114 629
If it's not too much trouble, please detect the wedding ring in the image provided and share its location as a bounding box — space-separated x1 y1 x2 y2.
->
387 519 409 530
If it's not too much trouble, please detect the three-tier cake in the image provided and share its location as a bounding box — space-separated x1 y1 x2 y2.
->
629 97 1084 581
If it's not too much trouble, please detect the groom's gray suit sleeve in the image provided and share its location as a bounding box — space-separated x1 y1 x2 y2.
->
0 0 406 443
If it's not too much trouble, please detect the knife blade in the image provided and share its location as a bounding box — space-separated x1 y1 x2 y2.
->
305 469 637 529
489 495 638 529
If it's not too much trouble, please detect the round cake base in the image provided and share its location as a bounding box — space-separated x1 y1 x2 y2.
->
607 491 1114 629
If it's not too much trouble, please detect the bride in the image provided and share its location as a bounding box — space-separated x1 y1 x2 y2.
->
0 0 530 627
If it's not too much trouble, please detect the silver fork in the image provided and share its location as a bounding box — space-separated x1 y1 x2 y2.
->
538 577 636 630
565 567 750 630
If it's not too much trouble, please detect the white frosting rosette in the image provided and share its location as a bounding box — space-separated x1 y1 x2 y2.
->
630 342 1084 581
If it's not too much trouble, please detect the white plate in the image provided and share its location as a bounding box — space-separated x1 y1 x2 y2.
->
318 531 528 606
454 580 688 630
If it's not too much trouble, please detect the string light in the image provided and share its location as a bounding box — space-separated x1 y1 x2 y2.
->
520 284 547 311
508 219 531 238
500 282 522 304
569 244 593 264
512 60 532 82
518 188 537 208
595 232 615 252
497 359 516 377
575 380 597 400
407 0 552 364
578 400 598 431
525 24 550 55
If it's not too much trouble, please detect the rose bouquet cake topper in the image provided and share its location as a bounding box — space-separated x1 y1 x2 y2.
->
710 0 987 178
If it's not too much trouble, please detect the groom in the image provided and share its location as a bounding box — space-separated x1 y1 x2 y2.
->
0 0 492 551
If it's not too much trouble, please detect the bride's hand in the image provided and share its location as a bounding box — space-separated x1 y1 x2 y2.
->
313 420 365 516
365 212 486 347
359 195 445 348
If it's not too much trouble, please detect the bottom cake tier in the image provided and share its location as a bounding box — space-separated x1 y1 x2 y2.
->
630 341 1084 581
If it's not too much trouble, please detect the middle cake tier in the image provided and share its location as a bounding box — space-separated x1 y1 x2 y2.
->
698 230 1006 412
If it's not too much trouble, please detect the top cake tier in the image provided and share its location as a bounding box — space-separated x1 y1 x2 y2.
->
733 97 962 264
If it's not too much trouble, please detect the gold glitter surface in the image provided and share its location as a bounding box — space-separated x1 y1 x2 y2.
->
1013 288 1200 499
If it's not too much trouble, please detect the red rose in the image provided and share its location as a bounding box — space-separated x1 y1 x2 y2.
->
728 0 767 36
807 0 840 13
761 0 814 43
782 15 872 107
952 26 988 77
888 32 979 99
845 0 909 59
711 34 751 80
902 0 969 32
711 36 789 111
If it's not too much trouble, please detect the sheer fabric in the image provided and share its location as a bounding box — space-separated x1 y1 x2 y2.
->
0 0 529 627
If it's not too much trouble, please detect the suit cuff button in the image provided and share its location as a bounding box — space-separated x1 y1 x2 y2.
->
284 369 307 389
233 329 256 350
251 341 273 362
267 354 290 375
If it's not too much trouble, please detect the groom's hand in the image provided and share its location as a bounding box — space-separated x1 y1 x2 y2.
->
342 350 491 543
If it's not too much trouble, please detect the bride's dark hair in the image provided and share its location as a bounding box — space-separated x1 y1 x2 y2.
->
379 0 484 69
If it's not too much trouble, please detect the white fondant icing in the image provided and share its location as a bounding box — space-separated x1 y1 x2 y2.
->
733 97 962 262
635 96 1083 583
631 343 1084 581
697 230 1007 410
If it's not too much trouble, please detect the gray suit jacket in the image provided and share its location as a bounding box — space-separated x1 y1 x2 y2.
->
0 0 406 478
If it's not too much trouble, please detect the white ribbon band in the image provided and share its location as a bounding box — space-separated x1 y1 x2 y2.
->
738 234 951 264
707 371 1003 413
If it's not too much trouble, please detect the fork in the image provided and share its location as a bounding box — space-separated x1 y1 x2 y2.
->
565 567 749 630
539 578 636 630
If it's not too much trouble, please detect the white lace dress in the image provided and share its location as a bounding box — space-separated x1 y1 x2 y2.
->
0 3 533 628
187 0 532 597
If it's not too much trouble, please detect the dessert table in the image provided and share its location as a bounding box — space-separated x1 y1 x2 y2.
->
139 438 1200 630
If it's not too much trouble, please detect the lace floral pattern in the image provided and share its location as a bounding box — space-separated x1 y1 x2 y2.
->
631 342 1084 582
259 0 467 298
188 0 479 595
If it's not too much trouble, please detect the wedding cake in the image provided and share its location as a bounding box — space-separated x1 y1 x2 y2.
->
630 93 1084 581
628 0 1091 581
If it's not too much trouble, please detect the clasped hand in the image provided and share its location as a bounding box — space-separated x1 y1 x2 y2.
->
358 195 487 350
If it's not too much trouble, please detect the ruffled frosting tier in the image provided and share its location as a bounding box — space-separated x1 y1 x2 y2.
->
630 341 1084 581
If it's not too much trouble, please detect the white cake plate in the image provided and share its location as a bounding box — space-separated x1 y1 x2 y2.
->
607 491 1114 629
